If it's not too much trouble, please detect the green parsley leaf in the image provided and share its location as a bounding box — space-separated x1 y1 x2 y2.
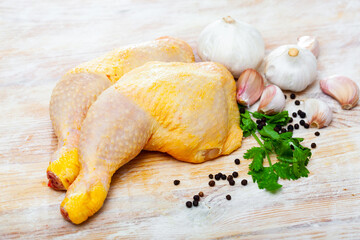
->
244 147 265 171
239 109 312 192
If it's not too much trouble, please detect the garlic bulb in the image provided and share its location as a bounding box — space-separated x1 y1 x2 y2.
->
320 75 359 110
258 85 285 115
305 99 332 128
297 36 320 58
264 44 317 92
236 69 264 107
197 16 265 78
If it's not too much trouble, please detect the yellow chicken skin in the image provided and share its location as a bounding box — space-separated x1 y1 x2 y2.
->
60 62 243 224
48 37 194 190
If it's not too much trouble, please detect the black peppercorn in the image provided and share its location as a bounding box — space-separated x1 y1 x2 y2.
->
290 93 296 99
281 128 287 133
287 125 294 131
311 143 317 148
214 174 221 181
292 112 297 118
232 171 239 178
304 123 310 129
297 110 303 115
315 131 320 136
290 145 295 150
209 180 215 187
227 175 233 181
300 120 305 126
294 123 299 129
193 195 200 201
209 174 213 179
241 179 248 186
295 100 300 105
221 174 227 180
193 200 199 207
229 180 235 186
226 195 231 200
174 180 180 185
300 112 306 118
234 159 240 165
186 201 192 208
257 125 263 130
274 126 280 132
239 108 245 114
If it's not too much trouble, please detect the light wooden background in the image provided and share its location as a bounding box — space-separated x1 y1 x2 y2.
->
1 0 360 239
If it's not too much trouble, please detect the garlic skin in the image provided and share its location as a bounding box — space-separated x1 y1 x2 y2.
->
197 16 265 78
320 76 359 110
258 85 285 115
305 99 332 128
297 36 320 58
236 69 264 107
264 44 317 92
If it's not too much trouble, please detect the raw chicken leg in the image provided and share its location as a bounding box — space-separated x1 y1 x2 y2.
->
48 37 194 190
60 62 243 224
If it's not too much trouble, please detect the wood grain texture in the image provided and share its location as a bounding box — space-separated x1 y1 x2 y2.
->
0 0 360 239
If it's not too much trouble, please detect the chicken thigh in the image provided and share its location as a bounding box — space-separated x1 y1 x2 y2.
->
60 61 243 224
48 37 194 190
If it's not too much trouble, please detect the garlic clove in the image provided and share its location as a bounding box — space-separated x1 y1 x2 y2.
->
297 36 320 58
304 99 332 128
320 75 359 110
264 44 317 92
236 69 264 107
258 85 285 115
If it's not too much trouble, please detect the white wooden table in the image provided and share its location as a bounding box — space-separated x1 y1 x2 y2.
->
1 0 359 239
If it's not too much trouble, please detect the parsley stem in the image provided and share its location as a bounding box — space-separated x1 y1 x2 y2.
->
251 132 272 167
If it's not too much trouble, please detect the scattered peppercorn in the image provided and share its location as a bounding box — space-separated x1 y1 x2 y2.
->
193 200 199 207
229 180 235 186
294 123 299 129
241 179 248 186
290 93 296 99
215 174 221 181
287 125 294 131
209 180 215 187
221 174 227 180
186 201 192 208
226 195 231 200
199 192 204 197
257 125 263 130
193 195 200 202
289 117 293 123
174 180 180 185
295 100 300 105
234 159 240 165
297 110 303 115
239 108 245 114
315 131 320 136
300 120 305 126
311 143 317 148
292 112 297 118
227 175 233 181
284 94 287 99
299 112 306 118
232 171 239 178
209 174 213 179
274 126 281 132
304 123 310 129
290 145 295 150
281 128 287 133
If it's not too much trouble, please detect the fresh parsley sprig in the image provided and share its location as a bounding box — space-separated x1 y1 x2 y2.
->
239 107 312 192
